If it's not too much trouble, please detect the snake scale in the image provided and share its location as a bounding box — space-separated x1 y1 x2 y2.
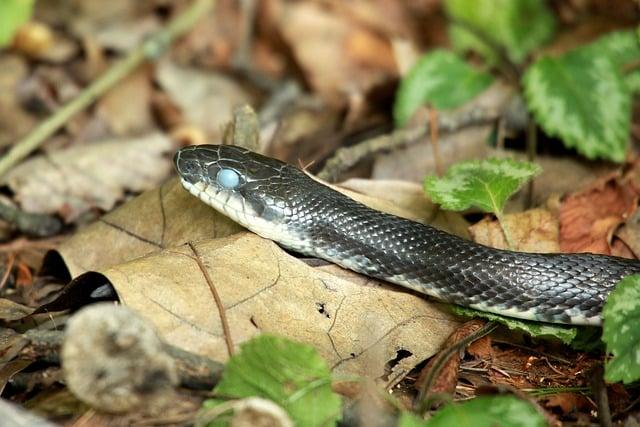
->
174 144 640 325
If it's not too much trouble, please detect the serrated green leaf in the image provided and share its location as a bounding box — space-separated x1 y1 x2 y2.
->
585 30 640 93
394 50 493 126
425 395 546 427
209 335 341 427
445 0 555 64
424 158 541 214
452 306 577 345
0 0 34 47
523 49 631 163
603 275 640 383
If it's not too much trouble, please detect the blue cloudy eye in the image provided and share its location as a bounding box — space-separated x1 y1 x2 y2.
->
216 168 240 189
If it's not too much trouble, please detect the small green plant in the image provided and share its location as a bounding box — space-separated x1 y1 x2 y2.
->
424 157 541 248
0 0 35 47
394 0 639 162
394 49 494 126
201 334 550 427
201 334 341 427
399 395 547 427
603 275 640 383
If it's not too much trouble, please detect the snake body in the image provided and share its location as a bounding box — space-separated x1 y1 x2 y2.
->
174 144 640 325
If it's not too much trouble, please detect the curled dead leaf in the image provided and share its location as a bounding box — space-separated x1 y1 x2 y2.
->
559 174 639 255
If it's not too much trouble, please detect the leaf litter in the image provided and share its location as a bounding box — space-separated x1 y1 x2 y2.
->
0 0 639 425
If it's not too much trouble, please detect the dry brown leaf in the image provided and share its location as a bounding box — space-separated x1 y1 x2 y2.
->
470 208 560 252
98 233 458 380
542 393 590 415
95 66 154 135
559 174 639 255
56 178 243 277
155 60 255 140
415 319 486 396
467 335 493 360
2 134 173 222
273 1 396 105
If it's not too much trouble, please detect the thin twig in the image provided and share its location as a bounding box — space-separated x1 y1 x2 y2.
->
0 253 15 290
0 0 215 179
188 242 235 357
525 119 537 209
317 107 500 182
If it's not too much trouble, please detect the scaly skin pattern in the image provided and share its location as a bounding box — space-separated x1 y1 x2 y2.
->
174 144 640 325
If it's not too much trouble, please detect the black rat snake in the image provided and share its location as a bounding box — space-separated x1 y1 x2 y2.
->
174 144 640 325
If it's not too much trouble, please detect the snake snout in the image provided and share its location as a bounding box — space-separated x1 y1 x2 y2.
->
173 148 207 184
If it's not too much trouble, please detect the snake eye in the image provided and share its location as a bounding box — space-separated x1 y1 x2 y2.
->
216 168 240 189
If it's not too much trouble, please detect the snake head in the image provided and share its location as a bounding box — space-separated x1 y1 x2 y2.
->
174 144 299 236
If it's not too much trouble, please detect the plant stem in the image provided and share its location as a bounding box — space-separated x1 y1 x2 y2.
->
0 0 215 179
525 119 537 209
495 211 514 250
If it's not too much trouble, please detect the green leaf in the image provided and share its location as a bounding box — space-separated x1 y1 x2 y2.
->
393 50 493 126
424 158 541 214
0 0 34 47
603 275 640 383
425 395 547 427
398 412 428 427
209 335 341 427
444 0 555 64
585 30 640 93
452 306 577 345
523 49 631 163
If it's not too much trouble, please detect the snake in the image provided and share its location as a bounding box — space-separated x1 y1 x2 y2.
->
173 144 640 326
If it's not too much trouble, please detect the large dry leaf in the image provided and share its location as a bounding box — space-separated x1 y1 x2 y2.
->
2 134 173 222
100 233 458 381
57 177 243 277
155 60 254 139
54 174 462 380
